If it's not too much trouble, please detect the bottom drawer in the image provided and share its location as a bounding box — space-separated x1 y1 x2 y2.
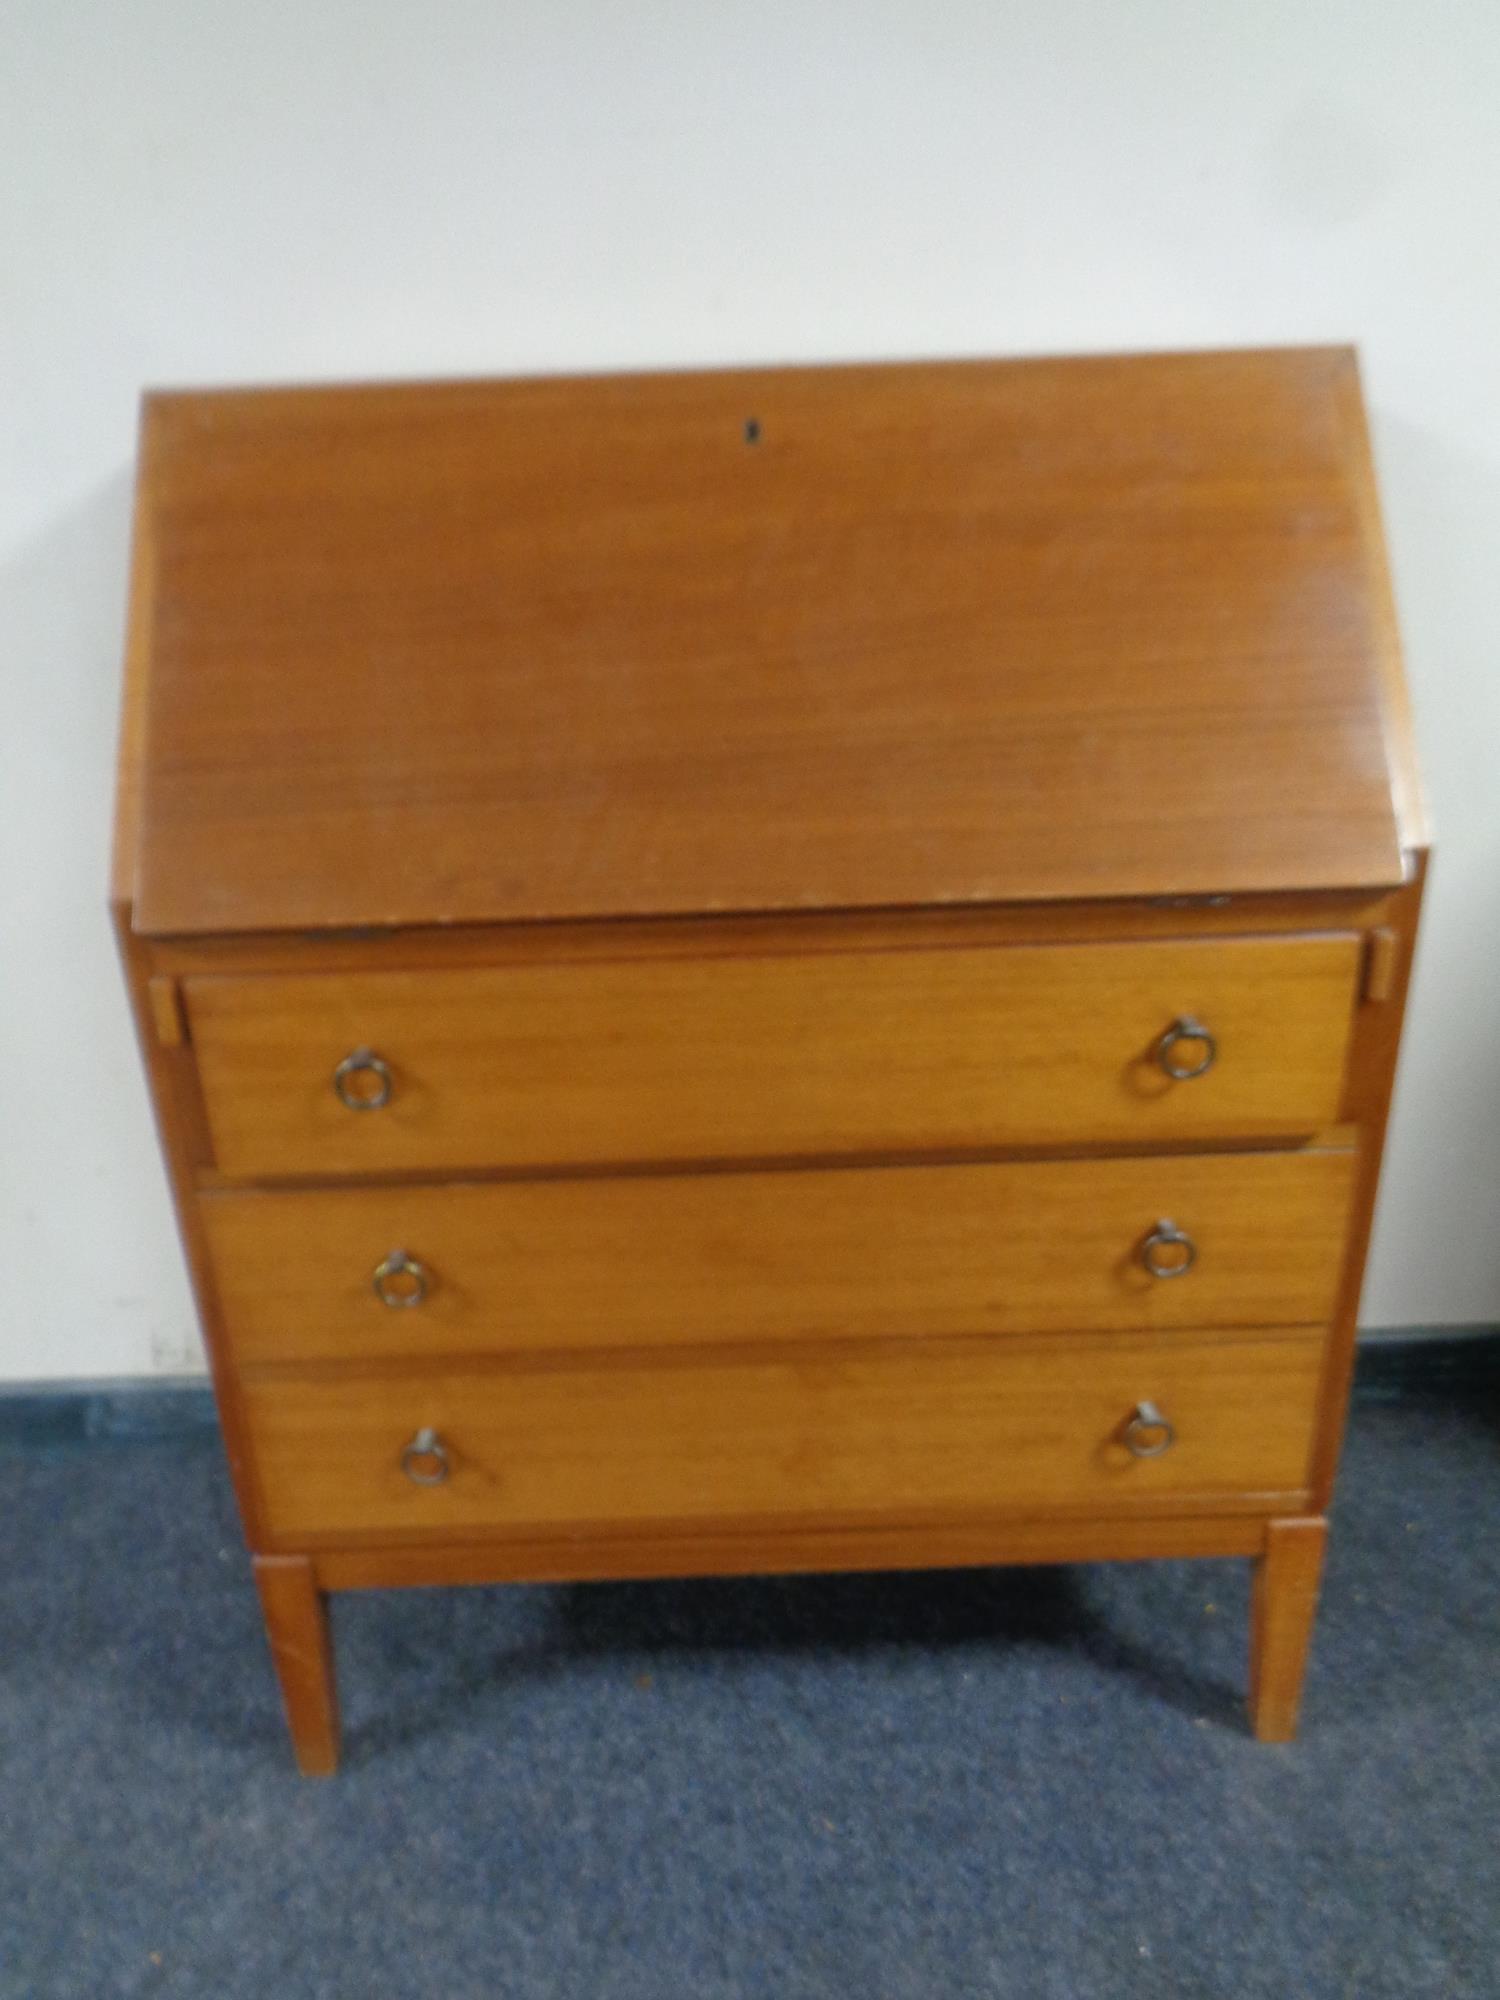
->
243 1330 1323 1543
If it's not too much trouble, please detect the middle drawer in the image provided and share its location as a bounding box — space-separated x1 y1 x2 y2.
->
204 1149 1354 1366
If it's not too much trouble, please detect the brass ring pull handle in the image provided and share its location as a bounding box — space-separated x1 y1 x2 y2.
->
1122 1401 1176 1458
1155 1015 1216 1080
333 1046 393 1110
400 1427 450 1486
1140 1217 1197 1279
372 1249 429 1309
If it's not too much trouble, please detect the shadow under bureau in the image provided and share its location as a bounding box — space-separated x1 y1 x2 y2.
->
112 348 1426 1772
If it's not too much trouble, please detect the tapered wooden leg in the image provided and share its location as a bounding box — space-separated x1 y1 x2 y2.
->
253 1555 341 1776
1249 1515 1328 1742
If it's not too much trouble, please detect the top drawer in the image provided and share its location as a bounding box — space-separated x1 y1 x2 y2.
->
185 934 1360 1180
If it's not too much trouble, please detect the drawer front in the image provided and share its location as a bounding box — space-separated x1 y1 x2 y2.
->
186 935 1360 1178
205 1150 1356 1365
242 1330 1324 1542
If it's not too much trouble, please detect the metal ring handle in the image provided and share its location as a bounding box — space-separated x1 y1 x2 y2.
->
333 1046 393 1110
372 1249 429 1309
400 1427 450 1486
1122 1400 1176 1458
1140 1217 1197 1279
1156 1016 1216 1081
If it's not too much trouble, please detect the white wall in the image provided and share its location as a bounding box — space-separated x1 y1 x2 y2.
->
4 0 1497 1380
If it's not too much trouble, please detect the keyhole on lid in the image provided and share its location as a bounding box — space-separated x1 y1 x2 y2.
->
744 417 761 444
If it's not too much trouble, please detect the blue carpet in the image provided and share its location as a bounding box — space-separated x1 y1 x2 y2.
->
2 1388 1497 2000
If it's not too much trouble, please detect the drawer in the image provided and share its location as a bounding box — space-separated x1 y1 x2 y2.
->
205 1149 1356 1365
186 935 1360 1178
241 1329 1324 1542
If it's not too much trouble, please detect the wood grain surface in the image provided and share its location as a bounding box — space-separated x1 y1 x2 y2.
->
252 1555 340 1776
1250 1514 1329 1741
241 1328 1324 1543
129 348 1412 935
184 933 1362 1178
204 1148 1356 1365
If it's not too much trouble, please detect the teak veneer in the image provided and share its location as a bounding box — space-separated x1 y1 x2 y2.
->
113 347 1426 1772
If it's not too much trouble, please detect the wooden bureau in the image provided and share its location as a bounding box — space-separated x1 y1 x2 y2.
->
111 348 1426 1773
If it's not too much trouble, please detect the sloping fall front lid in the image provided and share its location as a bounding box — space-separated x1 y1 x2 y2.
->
122 347 1422 935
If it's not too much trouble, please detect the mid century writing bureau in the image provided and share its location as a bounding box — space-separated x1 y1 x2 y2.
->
112 348 1426 1773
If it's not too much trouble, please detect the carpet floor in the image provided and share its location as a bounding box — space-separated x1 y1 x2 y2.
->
2 1383 1497 2000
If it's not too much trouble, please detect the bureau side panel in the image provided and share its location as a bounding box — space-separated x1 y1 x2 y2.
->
111 914 272 1546
1312 855 1428 1500
112 419 272 1545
